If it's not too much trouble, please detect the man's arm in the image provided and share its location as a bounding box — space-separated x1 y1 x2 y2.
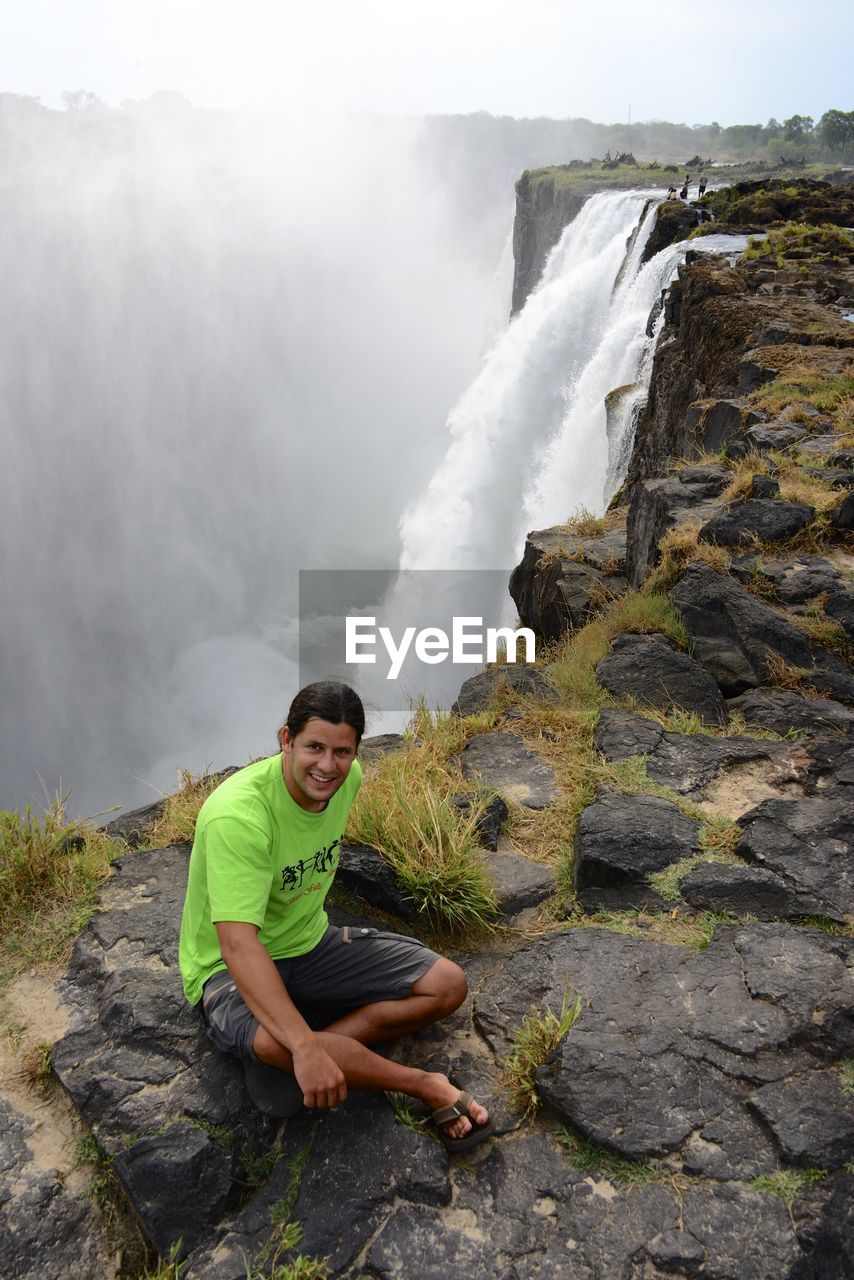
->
215 921 347 1108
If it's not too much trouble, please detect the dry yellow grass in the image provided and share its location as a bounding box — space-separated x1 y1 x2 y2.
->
644 524 731 594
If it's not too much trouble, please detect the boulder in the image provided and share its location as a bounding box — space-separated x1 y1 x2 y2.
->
679 861 842 922
483 851 556 916
460 732 557 809
829 489 854 533
594 630 728 724
727 423 807 457
736 796 854 916
335 844 416 919
509 527 627 640
573 790 701 911
699 498 815 547
451 664 556 716
669 560 854 702
727 688 854 737
826 586 854 639
730 552 842 603
594 706 804 800
626 468 730 587
751 474 780 499
450 791 510 851
750 1072 854 1169
474 923 853 1164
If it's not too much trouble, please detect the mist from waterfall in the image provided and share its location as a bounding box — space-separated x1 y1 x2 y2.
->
0 103 513 816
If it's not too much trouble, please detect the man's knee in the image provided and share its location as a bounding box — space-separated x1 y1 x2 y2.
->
415 957 468 1015
252 1023 294 1070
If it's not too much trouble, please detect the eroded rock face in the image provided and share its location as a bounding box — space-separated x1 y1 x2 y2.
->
670 560 854 702
460 732 557 809
626 468 729 587
475 925 853 1166
509 527 628 640
574 790 701 911
736 795 854 917
595 630 727 724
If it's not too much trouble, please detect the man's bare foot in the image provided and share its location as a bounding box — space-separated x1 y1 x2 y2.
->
418 1071 489 1139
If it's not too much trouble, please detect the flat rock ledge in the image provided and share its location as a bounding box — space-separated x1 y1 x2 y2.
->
460 731 557 810
47 847 854 1278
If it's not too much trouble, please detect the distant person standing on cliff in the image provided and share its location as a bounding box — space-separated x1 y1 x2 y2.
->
698 175 708 197
178 679 493 1152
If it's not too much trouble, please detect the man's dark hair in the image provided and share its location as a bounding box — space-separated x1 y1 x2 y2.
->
279 681 365 746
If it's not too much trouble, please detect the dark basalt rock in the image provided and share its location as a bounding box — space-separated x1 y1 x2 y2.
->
826 586 854 639
359 733 405 767
595 630 728 724
626 469 729 587
336 844 416 920
451 663 556 716
699 498 815 547
460 732 557 809
751 474 780 498
594 706 802 797
830 488 854 533
574 790 701 910
509 526 627 640
679 861 842 922
670 560 854 702
750 1072 854 1170
450 791 509 851
729 551 842 603
726 687 854 737
792 1171 854 1280
0 1098 113 1280
483 850 556 916
727 423 807 457
474 924 853 1164
736 796 854 916
684 398 765 454
112 1124 233 1257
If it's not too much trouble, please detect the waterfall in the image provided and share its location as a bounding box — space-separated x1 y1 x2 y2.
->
400 189 691 571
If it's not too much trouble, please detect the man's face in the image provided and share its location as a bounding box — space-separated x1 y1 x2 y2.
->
280 716 358 812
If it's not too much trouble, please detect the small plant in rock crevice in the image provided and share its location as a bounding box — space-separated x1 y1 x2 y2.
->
556 1126 667 1185
750 1167 828 1204
504 991 583 1115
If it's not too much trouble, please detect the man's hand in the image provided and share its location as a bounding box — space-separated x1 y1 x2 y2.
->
292 1038 347 1108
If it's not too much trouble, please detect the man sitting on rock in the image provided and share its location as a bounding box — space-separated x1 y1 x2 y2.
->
178 679 492 1152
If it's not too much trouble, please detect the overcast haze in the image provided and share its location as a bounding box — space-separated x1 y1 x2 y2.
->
3 0 852 125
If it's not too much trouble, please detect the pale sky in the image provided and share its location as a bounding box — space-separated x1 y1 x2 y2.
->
2 0 852 126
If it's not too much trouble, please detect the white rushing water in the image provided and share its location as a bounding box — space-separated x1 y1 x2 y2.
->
400 189 724 572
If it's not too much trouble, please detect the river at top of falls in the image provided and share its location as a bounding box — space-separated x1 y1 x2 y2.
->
399 190 738 574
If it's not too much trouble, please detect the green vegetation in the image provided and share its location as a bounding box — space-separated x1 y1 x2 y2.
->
241 1139 283 1191
750 1168 828 1204
141 767 224 849
557 1127 666 1185
749 365 854 424
742 223 853 266
0 793 125 985
504 991 583 1115
387 1091 434 1140
346 705 499 934
74 1131 150 1275
244 1139 330 1280
186 1117 234 1149
842 1057 854 1093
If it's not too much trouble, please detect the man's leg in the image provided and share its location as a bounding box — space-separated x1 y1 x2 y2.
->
320 956 467 1045
253 1021 487 1141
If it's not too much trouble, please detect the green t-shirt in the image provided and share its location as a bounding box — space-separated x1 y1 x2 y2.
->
178 753 362 1005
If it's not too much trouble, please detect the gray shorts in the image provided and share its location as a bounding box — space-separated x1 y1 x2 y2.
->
199 924 440 1062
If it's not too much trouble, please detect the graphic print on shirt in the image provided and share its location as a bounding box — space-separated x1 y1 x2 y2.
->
279 834 344 899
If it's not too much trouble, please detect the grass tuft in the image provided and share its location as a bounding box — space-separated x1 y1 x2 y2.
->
0 793 125 986
557 1127 666 1185
347 706 498 934
750 1168 828 1204
142 767 224 848
504 991 582 1115
644 525 731 594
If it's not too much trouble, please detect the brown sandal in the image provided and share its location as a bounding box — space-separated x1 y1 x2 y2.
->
431 1090 494 1153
